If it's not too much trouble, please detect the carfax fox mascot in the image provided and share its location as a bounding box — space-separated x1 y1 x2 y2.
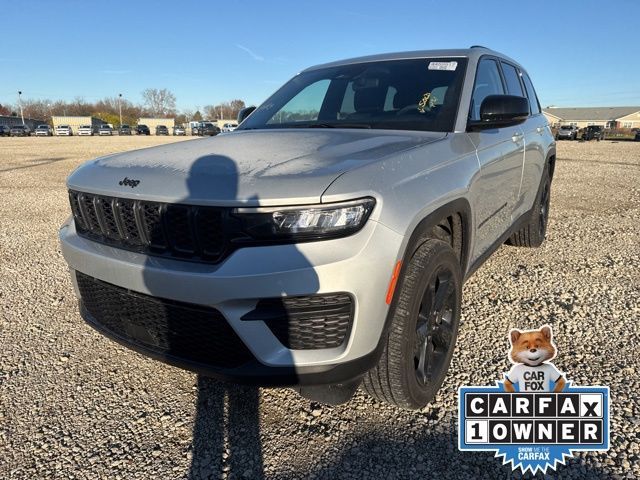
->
504 325 566 393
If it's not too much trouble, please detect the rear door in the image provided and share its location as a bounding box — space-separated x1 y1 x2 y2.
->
467 57 525 263
517 68 548 217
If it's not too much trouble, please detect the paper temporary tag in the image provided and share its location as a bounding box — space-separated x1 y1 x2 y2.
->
428 61 458 71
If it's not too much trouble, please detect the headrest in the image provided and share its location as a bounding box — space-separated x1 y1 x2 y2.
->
353 87 387 113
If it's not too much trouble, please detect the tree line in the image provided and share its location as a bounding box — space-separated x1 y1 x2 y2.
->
0 88 247 126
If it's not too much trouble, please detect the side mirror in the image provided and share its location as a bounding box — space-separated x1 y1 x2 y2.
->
238 106 256 124
468 95 529 130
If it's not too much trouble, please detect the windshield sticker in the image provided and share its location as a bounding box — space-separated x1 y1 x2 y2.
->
428 61 458 71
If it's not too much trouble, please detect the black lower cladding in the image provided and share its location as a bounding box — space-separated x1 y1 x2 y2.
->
75 272 254 368
242 294 354 350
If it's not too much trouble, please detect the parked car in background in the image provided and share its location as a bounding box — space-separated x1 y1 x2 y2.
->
635 130 640 141
136 124 150 135
34 125 53 136
222 122 238 132
60 47 556 410
56 125 73 136
10 125 30 136
77 125 95 136
119 124 132 135
555 125 578 140
0 125 10 137
98 125 113 136
193 121 220 136
155 125 169 136
582 125 604 141
172 125 186 136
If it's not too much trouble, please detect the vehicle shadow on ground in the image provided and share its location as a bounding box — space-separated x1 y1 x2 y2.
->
188 377 264 480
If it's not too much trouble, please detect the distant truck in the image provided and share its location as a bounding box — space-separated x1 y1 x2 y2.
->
192 121 220 136
555 125 578 140
582 125 604 141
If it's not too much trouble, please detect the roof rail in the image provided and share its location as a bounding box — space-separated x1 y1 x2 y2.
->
470 45 489 49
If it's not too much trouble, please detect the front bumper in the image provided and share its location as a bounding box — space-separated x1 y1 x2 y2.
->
59 216 403 386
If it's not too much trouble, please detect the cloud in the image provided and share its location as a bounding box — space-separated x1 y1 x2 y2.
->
235 44 265 62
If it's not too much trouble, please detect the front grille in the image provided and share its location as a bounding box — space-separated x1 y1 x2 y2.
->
242 293 354 350
69 190 237 263
76 272 254 368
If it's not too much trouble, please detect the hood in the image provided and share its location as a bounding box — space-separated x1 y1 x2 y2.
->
67 129 445 206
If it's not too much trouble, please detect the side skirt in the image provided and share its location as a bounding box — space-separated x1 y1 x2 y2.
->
463 208 533 282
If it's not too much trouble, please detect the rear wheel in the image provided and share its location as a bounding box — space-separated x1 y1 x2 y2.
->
508 165 551 247
363 239 462 410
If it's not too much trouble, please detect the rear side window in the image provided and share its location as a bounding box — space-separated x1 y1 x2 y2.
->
521 71 541 115
501 62 525 97
470 58 504 120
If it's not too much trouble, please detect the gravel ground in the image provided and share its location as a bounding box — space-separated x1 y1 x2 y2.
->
1 136 639 479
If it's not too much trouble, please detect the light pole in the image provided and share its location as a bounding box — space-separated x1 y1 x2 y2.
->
17 91 24 125
118 93 123 127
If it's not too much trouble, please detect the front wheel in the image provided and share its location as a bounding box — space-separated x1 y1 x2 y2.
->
363 239 462 410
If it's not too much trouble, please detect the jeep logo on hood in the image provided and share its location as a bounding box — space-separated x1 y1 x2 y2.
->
119 177 140 188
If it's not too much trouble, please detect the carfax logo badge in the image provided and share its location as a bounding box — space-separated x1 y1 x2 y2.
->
458 325 610 474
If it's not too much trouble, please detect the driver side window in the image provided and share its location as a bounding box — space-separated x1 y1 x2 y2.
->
470 59 504 121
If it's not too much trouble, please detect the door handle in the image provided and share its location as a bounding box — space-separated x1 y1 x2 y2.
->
511 132 524 142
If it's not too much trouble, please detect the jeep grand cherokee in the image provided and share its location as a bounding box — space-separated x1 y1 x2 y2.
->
60 47 555 409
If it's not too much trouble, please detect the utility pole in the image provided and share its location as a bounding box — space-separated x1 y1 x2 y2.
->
118 93 123 126
17 91 24 125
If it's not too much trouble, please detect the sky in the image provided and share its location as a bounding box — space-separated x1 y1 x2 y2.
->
1 0 638 112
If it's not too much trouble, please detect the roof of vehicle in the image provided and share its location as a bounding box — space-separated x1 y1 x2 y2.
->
303 47 518 72
543 106 640 121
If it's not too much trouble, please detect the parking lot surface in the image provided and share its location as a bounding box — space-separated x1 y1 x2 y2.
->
1 137 639 479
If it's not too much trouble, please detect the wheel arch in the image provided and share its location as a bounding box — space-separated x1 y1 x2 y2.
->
399 198 473 281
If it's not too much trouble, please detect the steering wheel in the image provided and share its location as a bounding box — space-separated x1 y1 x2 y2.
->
396 104 419 116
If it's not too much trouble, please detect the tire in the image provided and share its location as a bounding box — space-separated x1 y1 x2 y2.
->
363 239 462 410
507 164 551 248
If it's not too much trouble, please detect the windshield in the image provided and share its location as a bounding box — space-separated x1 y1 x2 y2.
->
239 57 467 132
80 125 90 128
560 126 573 130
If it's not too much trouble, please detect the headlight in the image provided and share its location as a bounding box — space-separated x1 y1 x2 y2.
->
234 198 375 241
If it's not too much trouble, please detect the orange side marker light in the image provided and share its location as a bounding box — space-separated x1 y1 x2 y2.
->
385 260 403 305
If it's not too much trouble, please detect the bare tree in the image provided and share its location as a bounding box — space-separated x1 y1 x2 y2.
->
203 100 247 121
203 105 218 121
141 88 177 117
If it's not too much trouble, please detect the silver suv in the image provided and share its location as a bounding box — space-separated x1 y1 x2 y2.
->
60 47 555 409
